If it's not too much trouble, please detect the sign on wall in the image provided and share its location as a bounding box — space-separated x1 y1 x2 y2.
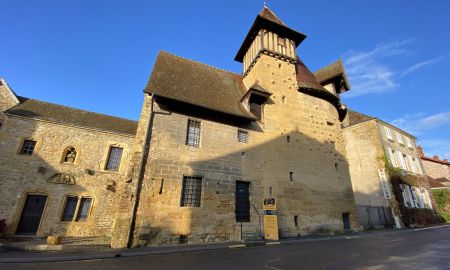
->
263 198 276 211
263 215 279 241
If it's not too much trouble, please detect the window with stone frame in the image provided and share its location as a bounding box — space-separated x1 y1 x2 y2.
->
20 140 37 155
186 119 201 147
180 176 202 207
76 197 92 221
61 196 78 221
237 130 248 143
106 146 123 171
63 146 77 163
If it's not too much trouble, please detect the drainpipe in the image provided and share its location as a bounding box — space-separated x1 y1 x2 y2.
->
127 93 155 248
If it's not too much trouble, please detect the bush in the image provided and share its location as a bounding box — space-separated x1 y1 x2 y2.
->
432 189 450 222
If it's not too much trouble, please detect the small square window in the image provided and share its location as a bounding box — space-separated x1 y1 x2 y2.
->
181 176 202 207
61 196 78 221
238 130 248 143
76 197 92 220
106 147 123 171
186 120 201 147
20 140 37 155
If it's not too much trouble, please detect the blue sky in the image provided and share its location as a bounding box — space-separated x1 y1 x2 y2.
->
1 0 449 158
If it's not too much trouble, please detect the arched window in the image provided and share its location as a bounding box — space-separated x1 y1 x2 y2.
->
63 147 77 163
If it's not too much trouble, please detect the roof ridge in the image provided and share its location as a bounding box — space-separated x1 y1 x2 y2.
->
159 51 242 77
314 59 343 74
16 96 138 123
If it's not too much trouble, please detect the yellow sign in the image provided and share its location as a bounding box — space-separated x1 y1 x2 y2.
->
264 215 279 240
263 198 276 211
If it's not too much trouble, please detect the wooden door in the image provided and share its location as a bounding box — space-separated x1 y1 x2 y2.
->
16 195 47 235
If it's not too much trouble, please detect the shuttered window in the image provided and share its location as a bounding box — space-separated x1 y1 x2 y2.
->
387 147 398 167
106 147 123 171
61 196 78 221
406 137 413 149
186 120 201 147
396 132 404 145
384 126 393 141
397 152 407 170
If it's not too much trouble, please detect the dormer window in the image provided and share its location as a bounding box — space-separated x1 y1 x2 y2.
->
242 83 272 123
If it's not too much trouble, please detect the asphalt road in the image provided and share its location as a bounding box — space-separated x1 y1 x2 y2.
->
2 226 450 270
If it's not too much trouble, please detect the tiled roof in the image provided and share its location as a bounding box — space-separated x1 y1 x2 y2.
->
6 97 138 135
144 51 256 120
313 59 351 92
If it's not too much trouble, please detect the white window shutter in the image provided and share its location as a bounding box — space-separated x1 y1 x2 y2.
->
415 158 423 175
387 147 397 167
396 132 404 145
397 152 407 170
406 137 413 149
416 188 425 208
407 156 417 173
407 186 416 208
378 169 391 199
385 126 393 140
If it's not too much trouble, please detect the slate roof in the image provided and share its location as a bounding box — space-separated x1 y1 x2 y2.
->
314 60 351 92
145 51 256 120
6 97 138 135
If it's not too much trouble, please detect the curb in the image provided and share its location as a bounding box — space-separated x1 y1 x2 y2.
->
1 224 448 264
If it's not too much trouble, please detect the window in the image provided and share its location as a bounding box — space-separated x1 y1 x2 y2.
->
186 120 201 147
250 102 263 122
406 137 413 149
20 140 37 155
76 197 92 220
63 147 77 163
61 196 78 221
397 152 408 170
387 147 398 167
238 130 248 143
289 172 294 182
106 147 123 171
396 132 404 145
61 196 92 221
181 176 202 207
384 126 393 141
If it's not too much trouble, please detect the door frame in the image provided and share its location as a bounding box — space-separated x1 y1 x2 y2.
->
11 190 49 236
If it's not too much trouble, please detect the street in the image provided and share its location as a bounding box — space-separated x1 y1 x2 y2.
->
2 226 450 270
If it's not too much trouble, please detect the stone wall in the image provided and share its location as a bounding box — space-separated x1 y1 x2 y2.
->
128 54 359 247
421 159 450 183
0 115 134 238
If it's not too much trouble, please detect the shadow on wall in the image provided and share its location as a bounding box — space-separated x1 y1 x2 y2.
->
131 117 360 245
0 113 123 243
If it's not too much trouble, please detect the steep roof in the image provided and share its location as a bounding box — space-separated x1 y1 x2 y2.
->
346 110 376 126
145 51 256 120
314 60 351 92
259 6 286 25
235 7 306 62
6 97 138 135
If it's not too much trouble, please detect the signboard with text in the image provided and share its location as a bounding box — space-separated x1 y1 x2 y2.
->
263 198 276 211
263 215 279 240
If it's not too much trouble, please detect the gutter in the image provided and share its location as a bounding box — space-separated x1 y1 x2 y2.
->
127 93 155 248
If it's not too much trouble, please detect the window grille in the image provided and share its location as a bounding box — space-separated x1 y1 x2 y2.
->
76 197 92 220
106 147 123 171
61 196 78 221
238 130 248 143
180 176 202 207
20 140 37 155
186 120 201 147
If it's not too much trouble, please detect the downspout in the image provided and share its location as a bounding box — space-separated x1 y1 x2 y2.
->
127 93 155 248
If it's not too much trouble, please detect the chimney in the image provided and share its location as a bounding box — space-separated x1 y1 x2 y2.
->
433 155 439 161
417 146 425 158
444 159 448 162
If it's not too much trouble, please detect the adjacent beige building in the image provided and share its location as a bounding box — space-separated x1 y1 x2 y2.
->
342 111 433 229
418 147 450 189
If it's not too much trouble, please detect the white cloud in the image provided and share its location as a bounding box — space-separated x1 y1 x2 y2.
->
342 39 446 98
418 139 450 160
391 111 450 134
400 55 447 77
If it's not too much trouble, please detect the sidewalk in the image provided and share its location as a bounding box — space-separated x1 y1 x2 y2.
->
1 225 449 264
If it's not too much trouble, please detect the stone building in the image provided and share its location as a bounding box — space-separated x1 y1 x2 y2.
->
110 7 359 248
342 110 433 229
1 7 362 247
0 78 137 239
417 147 450 189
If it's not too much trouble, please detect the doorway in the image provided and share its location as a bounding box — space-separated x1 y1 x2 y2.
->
16 194 48 235
342 212 351 230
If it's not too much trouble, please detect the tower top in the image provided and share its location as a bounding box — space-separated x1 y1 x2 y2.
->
234 6 306 62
